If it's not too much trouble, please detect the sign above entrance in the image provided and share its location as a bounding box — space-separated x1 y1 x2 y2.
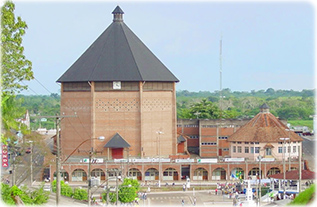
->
80 158 104 163
224 158 245 162
175 159 195 163
197 158 218 163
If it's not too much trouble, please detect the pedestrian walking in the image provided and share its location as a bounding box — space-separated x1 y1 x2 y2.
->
193 197 196 206
181 199 185 206
183 184 186 191
215 188 218 195
144 192 147 200
233 197 237 206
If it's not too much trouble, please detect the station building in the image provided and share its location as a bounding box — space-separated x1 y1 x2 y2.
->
49 6 304 184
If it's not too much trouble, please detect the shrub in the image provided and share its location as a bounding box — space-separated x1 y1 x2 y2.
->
61 181 73 197
73 188 88 200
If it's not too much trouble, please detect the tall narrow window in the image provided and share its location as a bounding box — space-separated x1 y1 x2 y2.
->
245 147 249 153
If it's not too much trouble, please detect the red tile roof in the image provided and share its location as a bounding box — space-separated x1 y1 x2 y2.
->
268 169 316 180
227 110 303 143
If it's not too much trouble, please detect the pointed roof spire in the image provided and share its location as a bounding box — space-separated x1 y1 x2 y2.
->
112 5 124 22
260 103 270 113
57 6 179 83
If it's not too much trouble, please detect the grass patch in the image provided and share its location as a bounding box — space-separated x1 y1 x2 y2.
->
288 184 315 205
288 120 314 131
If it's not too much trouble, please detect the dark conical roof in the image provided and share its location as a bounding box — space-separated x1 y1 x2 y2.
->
57 6 179 83
260 103 270 109
112 5 124 14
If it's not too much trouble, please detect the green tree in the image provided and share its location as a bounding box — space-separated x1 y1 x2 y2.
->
29 184 50 204
223 108 241 119
1 183 15 205
189 99 221 119
1 93 28 144
1 183 49 205
118 178 140 203
1 1 33 94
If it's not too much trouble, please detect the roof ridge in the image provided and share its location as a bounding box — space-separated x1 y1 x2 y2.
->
114 132 131 146
251 113 261 127
87 25 114 81
120 23 143 80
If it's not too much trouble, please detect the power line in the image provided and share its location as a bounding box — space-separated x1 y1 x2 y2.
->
21 81 39 95
34 77 53 94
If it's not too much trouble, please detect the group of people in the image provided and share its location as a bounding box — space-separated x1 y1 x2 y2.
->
216 182 241 196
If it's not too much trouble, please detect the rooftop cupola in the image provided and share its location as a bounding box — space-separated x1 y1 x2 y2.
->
112 6 124 22
260 103 270 113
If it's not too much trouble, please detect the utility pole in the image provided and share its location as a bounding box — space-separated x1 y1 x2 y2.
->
116 171 119 206
12 152 16 186
55 116 61 206
285 128 292 171
88 149 93 207
258 155 262 207
37 113 77 206
280 137 289 199
29 141 33 186
299 142 302 193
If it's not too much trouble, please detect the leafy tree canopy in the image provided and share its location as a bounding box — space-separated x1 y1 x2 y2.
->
1 1 33 144
1 1 33 94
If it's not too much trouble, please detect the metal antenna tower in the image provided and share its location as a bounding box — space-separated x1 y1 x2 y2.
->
219 35 223 115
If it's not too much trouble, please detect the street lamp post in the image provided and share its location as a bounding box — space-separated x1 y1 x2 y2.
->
285 129 292 171
63 136 105 207
258 155 262 207
88 148 93 207
156 131 163 187
280 137 290 199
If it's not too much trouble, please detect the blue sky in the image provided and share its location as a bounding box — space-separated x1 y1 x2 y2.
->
12 0 315 95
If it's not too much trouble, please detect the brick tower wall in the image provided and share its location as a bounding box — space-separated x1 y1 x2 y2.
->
60 81 177 159
141 90 176 157
94 90 141 156
60 89 92 157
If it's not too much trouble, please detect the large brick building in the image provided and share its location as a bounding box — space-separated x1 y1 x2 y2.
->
57 6 179 160
228 104 303 161
49 6 304 183
177 119 250 157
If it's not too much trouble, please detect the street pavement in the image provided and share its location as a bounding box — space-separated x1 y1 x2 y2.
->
301 135 315 170
44 192 88 207
145 190 243 206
